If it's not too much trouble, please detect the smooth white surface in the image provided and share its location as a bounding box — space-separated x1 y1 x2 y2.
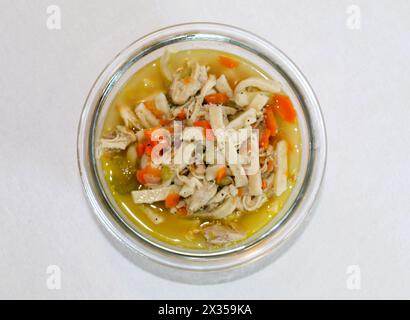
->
1 0 409 299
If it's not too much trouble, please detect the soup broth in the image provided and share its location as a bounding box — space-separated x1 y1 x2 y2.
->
100 49 301 249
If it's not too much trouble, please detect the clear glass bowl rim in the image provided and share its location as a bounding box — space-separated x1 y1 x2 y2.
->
77 22 327 272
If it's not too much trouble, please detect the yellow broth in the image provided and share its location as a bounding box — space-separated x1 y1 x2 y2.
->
101 49 301 249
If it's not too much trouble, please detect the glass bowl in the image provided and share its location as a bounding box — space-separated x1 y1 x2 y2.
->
77 23 326 282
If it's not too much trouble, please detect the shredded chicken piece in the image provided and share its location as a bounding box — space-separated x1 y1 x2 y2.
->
200 74 217 97
208 186 231 205
135 103 159 128
188 74 216 124
154 92 170 115
169 63 208 105
203 224 245 245
187 182 217 213
198 197 237 219
99 125 136 154
215 74 233 98
118 104 141 129
176 173 202 198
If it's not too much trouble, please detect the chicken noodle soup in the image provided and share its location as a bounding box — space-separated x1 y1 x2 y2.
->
99 49 301 249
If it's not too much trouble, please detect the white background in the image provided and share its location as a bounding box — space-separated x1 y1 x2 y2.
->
1 0 409 299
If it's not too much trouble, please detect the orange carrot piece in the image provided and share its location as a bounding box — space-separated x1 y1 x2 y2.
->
204 93 229 105
144 126 160 140
265 106 278 136
176 110 186 120
215 166 227 183
219 55 239 68
143 127 161 156
137 165 162 185
182 77 192 84
262 179 268 189
160 118 172 125
271 94 296 123
177 207 188 216
194 120 214 141
143 165 161 177
193 120 212 130
136 170 146 184
165 193 180 208
267 159 274 172
144 142 153 156
260 129 271 149
144 100 163 118
136 143 145 157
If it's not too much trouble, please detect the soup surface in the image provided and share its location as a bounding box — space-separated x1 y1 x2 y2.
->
99 49 301 249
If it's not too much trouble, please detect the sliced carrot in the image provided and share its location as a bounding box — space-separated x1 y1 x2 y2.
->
176 110 186 120
143 174 161 185
237 187 245 197
260 129 271 150
143 127 161 156
144 100 163 118
144 126 160 140
204 93 229 105
265 106 278 136
193 120 212 130
136 170 146 184
143 165 162 177
136 143 145 157
219 55 239 68
194 120 214 141
160 118 172 125
262 179 268 189
182 76 192 84
165 193 180 208
144 142 153 156
176 207 188 216
137 165 162 185
267 159 274 172
215 166 227 184
271 94 296 123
